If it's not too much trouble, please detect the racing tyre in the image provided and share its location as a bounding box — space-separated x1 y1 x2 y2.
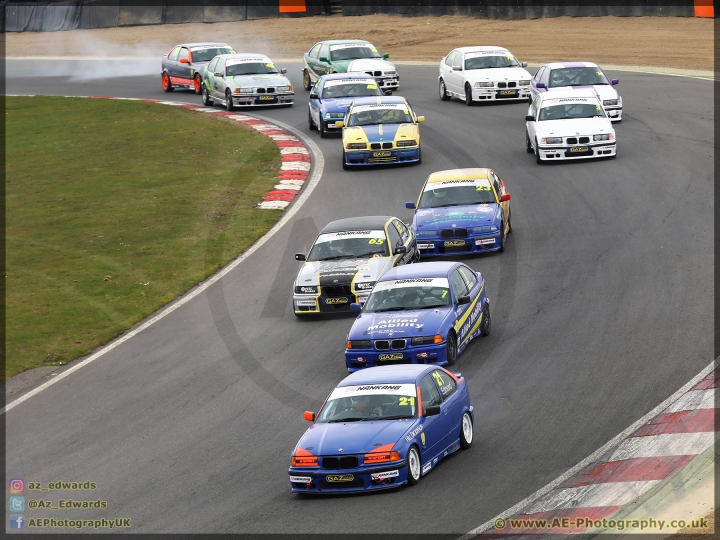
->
507 212 512 233
319 119 328 138
225 90 235 112
439 79 450 101
417 147 422 165
498 221 506 253
535 138 542 165
161 72 173 93
202 84 214 107
308 108 317 130
302 69 312 91
342 151 349 171
194 75 202 95
480 302 491 337
446 332 457 366
407 446 421 485
464 84 474 106
526 130 533 153
459 412 474 449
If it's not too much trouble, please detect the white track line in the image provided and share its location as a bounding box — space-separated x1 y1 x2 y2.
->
2 106 324 415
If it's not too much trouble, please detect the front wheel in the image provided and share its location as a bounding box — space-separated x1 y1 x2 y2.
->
319 118 328 138
416 147 422 165
202 84 213 106
446 332 457 366
342 151 349 171
302 69 312 91
480 302 491 337
535 138 542 164
225 90 235 111
459 412 474 449
161 72 173 92
498 221 506 253
194 75 202 95
406 446 421 485
439 79 450 101
308 108 317 130
464 84 474 106
526 130 533 153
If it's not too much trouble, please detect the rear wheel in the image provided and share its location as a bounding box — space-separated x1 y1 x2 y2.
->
446 332 457 366
201 84 213 106
193 75 202 94
161 72 173 92
308 108 317 130
480 302 491 336
407 446 421 485
302 69 312 91
464 83 474 106
459 412 474 449
439 79 450 101
225 90 235 111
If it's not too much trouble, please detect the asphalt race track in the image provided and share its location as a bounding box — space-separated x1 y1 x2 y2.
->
6 61 713 534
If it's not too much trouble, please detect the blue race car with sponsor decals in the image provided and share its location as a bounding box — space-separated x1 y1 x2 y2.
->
406 168 512 257
288 364 474 493
344 261 490 371
308 73 388 138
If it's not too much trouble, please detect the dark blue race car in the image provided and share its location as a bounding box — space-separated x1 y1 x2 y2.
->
307 73 386 137
288 364 474 494
344 261 490 372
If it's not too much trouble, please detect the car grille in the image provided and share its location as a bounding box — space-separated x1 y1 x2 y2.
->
375 340 389 350
497 82 517 88
322 285 351 296
440 228 468 239
365 70 383 77
374 339 407 350
370 142 393 150
255 87 275 94
566 137 590 145
322 456 359 469
368 156 397 163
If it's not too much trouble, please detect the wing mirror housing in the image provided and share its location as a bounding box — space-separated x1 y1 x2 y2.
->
350 303 362 312
383 53 390 59
281 68 287 74
295 253 306 261
319 56 328 62
310 92 319 99
424 405 441 417
215 72 223 78
335 120 344 128
416 116 425 123
405 201 417 209
501 193 511 202
525 115 535 121
394 246 407 255
521 61 528 67
611 78 619 85
536 82 546 89
457 295 471 305
452 65 462 71
303 411 316 421
180 58 189 64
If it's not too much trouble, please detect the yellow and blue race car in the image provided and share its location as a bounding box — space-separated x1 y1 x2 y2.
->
335 96 424 170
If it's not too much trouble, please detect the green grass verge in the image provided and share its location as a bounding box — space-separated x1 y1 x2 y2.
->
7 96 285 380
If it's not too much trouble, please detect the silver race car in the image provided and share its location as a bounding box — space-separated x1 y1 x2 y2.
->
201 54 294 110
161 42 234 94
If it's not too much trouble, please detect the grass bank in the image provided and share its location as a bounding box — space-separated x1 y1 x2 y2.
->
7 96 283 379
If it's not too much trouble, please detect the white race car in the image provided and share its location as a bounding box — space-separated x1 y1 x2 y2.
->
530 62 623 122
438 46 532 105
525 90 616 163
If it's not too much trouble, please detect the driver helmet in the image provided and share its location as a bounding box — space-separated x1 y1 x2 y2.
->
327 239 347 255
324 84 340 98
355 110 372 124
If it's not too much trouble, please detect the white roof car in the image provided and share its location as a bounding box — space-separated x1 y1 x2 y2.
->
438 46 532 105
525 90 616 163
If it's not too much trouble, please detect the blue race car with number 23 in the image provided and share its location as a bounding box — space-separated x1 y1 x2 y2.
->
288 364 474 493
345 261 490 372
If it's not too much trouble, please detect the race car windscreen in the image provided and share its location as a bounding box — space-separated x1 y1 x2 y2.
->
348 106 413 126
316 384 418 422
539 102 607 121
330 45 382 61
190 47 233 62
226 62 279 76
307 230 389 261
418 180 497 208
322 81 382 98
549 67 609 87
465 54 520 70
364 278 451 312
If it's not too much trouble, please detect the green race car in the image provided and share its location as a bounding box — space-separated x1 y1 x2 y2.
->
302 40 399 92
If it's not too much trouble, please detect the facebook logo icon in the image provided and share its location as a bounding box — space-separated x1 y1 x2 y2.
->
9 515 24 530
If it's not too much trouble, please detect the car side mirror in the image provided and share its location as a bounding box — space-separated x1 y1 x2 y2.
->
424 405 441 417
536 82 546 89
295 253 306 261
611 78 619 85
310 93 319 99
452 65 462 71
521 61 528 67
457 295 471 305
304 411 316 421
215 72 223 78
394 246 407 255
383 53 390 59
335 121 344 128
383 89 392 96
350 303 361 312
501 194 511 202
416 116 425 123
405 201 416 209
319 56 328 62
525 115 535 121
281 68 287 74
180 58 189 64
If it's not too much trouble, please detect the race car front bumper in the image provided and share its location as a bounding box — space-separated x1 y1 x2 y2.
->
294 293 369 314
289 459 408 493
231 93 294 106
416 233 503 257
537 142 616 161
345 342 448 372
604 106 623 122
374 76 399 90
473 86 531 101
344 147 420 166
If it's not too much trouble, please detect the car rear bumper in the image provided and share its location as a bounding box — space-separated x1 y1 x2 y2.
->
289 460 408 493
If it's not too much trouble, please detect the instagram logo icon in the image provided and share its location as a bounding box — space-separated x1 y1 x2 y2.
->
9 479 24 494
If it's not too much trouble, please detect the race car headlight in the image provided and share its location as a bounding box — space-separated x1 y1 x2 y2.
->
411 335 436 346
234 88 253 94
519 79 531 86
347 340 371 349
416 230 436 238
346 143 367 150
364 451 401 464
295 285 318 294
396 140 417 147
542 137 563 144
354 281 376 291
603 99 618 106
472 226 493 233
291 455 318 467
474 82 494 88
277 86 292 92
384 70 397 76
593 134 613 141
617 96 622 106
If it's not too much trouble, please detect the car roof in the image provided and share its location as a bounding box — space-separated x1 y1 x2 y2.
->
378 261 459 281
321 73 374 82
454 46 509 53
338 364 437 386
175 42 231 48
542 62 600 69
426 168 491 184
539 89 598 102
214 53 271 60
350 96 407 107
320 216 394 233
316 39 372 46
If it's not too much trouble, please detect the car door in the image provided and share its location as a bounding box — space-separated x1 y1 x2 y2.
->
450 51 465 94
530 65 546 99
444 50 461 93
213 58 226 99
489 171 509 225
166 46 181 77
456 265 483 347
429 369 462 451
177 46 191 82
450 266 471 330
417 373 446 467
527 95 541 143
306 43 322 79
394 219 416 263
387 222 404 266
316 44 331 76
439 51 454 91
310 79 323 126
204 57 218 95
